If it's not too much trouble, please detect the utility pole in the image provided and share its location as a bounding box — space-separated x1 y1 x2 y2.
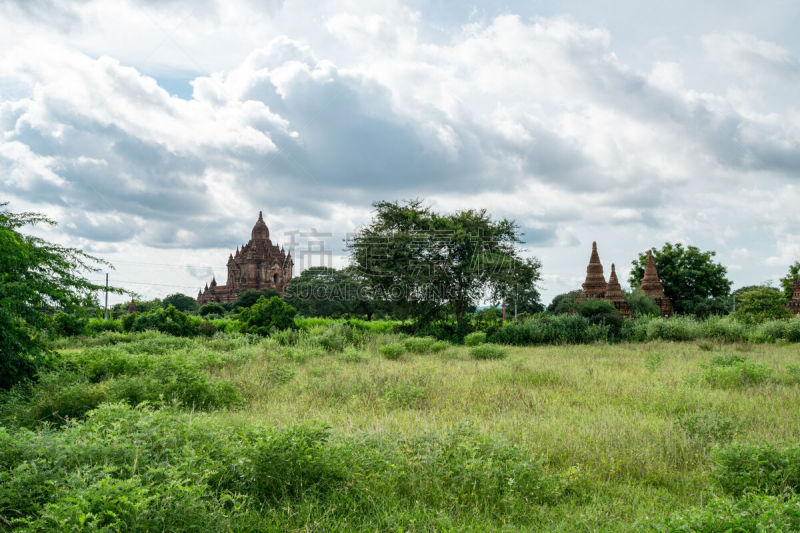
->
104 273 109 319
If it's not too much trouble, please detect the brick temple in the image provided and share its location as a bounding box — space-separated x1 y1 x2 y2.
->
788 275 800 315
578 242 672 317
197 211 293 304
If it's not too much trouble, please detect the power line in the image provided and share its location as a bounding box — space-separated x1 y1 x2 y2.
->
90 278 204 289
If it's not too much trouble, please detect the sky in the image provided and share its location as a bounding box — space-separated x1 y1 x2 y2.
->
1 0 799 305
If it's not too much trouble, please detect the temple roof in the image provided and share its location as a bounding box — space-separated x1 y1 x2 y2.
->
582 241 607 297
605 263 624 302
251 210 270 241
640 250 666 297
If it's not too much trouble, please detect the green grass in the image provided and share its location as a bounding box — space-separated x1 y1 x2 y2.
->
2 330 800 530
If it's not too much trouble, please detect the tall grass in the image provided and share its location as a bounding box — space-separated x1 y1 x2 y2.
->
3 326 800 530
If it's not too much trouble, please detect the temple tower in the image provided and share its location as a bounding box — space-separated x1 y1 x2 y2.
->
639 250 672 316
788 275 800 315
581 241 607 299
605 264 630 317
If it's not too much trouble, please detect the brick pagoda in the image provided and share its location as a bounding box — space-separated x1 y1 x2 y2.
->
578 242 671 317
788 275 800 315
198 211 293 304
640 250 672 316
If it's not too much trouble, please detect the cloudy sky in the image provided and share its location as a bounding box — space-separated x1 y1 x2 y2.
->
2 0 799 304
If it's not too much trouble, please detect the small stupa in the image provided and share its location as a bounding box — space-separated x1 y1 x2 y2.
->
127 298 137 314
605 264 630 317
581 241 607 299
787 275 800 315
640 250 672 316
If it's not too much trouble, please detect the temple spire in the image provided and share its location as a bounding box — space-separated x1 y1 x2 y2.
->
605 264 624 302
640 250 665 298
581 241 607 298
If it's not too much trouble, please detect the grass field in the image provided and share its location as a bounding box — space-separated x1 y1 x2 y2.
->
2 329 800 530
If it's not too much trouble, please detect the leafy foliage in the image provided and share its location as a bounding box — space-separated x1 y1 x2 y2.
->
547 290 582 314
734 286 792 324
780 261 800 300
161 293 198 313
198 302 226 316
284 266 391 319
629 242 731 317
0 203 122 388
712 442 800 496
233 288 280 310
348 200 542 328
238 296 297 335
623 289 660 317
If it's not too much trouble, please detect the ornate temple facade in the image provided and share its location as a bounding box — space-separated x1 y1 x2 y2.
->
578 242 672 317
788 276 800 315
197 212 293 304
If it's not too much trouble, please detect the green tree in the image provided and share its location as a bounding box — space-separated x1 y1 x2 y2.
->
347 200 542 328
198 302 226 317
234 288 280 310
629 243 731 316
779 262 800 300
547 290 582 314
238 296 297 335
733 287 791 324
284 266 390 319
623 289 660 318
0 203 121 388
162 293 198 313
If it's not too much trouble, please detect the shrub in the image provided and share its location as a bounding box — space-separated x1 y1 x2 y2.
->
199 302 226 316
734 287 792 325
403 336 437 353
699 354 772 388
645 316 702 341
624 289 660 318
131 306 198 336
238 296 297 335
677 410 740 444
653 494 800 532
197 320 217 337
250 424 346 502
379 343 405 360
52 312 86 336
464 332 487 346
702 316 747 342
85 317 120 335
576 299 618 318
470 344 507 360
712 442 800 496
430 340 450 353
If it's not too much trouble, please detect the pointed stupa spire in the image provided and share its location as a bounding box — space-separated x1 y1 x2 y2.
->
581 241 607 298
605 264 624 302
210 276 217 287
640 250 665 298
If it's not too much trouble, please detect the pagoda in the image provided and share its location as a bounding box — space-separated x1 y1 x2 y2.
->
605 264 631 317
198 211 293 304
640 250 672 316
580 241 607 299
787 275 800 315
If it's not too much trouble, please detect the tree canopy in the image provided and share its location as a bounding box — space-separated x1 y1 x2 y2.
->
780 261 800 300
733 286 791 324
629 243 731 316
234 288 280 310
162 293 198 313
347 200 542 327
283 266 390 319
0 203 121 388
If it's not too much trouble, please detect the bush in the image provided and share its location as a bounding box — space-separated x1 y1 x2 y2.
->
470 344 507 360
702 315 747 342
197 320 217 337
624 289 660 318
85 317 120 335
52 312 86 336
131 306 199 336
576 299 618 318
644 316 702 342
734 287 792 325
699 354 772 388
430 340 450 353
464 331 487 346
403 336 437 353
250 425 346 502
199 302 226 316
712 442 800 496
653 494 800 532
238 296 297 335
379 343 406 360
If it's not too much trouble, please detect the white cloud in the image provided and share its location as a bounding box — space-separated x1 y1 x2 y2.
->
1 0 799 301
